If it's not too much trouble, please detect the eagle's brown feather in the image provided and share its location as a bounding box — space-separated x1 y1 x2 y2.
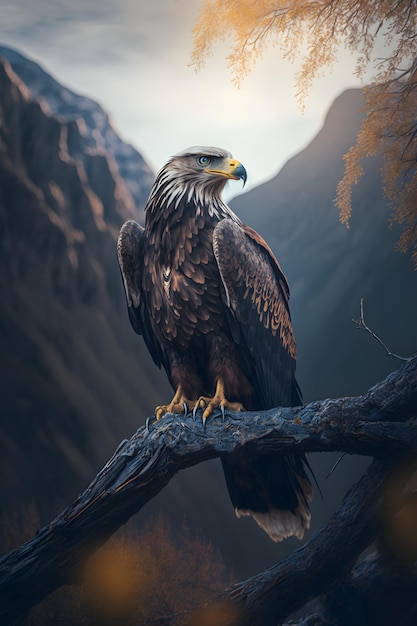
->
118 146 312 542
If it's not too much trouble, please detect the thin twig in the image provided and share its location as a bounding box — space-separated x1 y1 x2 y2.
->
352 298 413 362
326 453 346 479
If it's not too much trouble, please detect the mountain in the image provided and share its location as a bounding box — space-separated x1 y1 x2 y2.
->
0 46 154 223
0 49 250 583
0 51 171 518
231 88 417 403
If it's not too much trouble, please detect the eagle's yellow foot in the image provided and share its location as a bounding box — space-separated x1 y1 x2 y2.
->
194 380 244 427
155 388 196 420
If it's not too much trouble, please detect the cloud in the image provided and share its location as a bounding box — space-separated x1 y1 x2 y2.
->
1 0 199 62
1 0 363 193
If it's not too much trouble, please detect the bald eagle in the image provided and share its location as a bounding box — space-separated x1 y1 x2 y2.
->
117 146 312 541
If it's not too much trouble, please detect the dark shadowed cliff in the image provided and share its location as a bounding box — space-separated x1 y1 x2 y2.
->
0 53 170 517
229 91 417 560
231 89 417 403
0 50 248 582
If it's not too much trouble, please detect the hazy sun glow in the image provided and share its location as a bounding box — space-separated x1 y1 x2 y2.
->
0 0 365 195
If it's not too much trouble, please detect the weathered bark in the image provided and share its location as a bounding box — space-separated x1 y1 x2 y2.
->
206 458 416 626
0 357 416 624
323 550 417 626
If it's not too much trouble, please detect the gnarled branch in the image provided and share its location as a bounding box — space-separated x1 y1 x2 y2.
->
0 357 416 624
206 458 417 626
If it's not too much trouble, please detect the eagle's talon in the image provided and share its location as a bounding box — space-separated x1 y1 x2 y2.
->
192 396 208 417
155 389 198 421
155 402 186 419
200 380 245 423
145 416 153 433
154 405 171 420
155 382 244 427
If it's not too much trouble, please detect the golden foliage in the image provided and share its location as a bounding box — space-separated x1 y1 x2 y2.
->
0 511 230 625
185 602 239 626
378 465 417 564
192 1 417 266
81 516 230 625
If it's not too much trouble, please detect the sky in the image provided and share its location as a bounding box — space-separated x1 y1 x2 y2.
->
0 0 367 198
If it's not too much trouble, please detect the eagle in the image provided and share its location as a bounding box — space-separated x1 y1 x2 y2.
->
117 146 312 542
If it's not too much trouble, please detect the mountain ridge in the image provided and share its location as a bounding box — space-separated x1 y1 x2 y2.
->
0 45 154 221
0 54 170 518
231 87 417 402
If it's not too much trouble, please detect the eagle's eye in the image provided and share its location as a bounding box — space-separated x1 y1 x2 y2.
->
197 155 211 167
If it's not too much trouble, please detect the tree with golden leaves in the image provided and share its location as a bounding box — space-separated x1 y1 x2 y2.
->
192 0 417 266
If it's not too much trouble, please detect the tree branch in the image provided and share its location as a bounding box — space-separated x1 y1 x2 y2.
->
322 548 417 625
1 357 416 623
353 298 413 362
206 458 416 626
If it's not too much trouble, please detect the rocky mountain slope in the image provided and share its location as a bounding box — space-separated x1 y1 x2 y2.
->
0 50 243 582
231 88 417 403
0 53 170 518
0 46 154 222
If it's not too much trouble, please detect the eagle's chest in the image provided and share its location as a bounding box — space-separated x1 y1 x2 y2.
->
144 218 225 347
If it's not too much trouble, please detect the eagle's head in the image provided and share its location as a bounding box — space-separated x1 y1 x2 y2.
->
169 146 247 189
145 146 247 218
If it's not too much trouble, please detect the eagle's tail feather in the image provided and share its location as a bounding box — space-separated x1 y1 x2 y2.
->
235 501 311 542
221 455 313 542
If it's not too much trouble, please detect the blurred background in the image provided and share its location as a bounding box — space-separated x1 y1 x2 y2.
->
1 1 417 622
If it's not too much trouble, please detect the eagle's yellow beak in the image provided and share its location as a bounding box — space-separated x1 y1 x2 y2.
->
206 159 247 186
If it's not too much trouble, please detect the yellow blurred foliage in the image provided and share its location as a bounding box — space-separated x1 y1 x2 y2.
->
186 602 239 626
192 1 417 266
379 466 417 564
0 511 231 625
83 537 147 620
80 516 230 624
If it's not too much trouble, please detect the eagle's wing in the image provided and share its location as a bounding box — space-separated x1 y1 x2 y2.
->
117 220 163 368
213 219 301 409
